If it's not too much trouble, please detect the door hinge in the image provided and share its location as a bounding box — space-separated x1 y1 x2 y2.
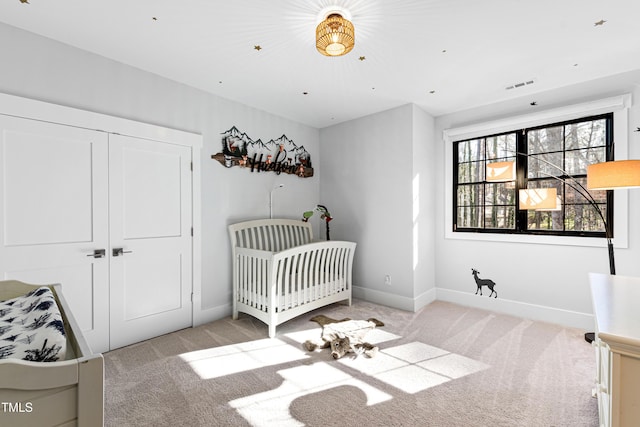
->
191 227 194 236
190 162 193 171
191 292 194 302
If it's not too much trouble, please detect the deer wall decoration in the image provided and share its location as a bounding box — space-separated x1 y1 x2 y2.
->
471 268 497 298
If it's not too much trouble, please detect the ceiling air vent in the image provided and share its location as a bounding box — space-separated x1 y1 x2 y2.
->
505 79 535 91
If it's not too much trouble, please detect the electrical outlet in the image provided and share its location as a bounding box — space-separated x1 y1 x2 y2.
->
384 275 391 286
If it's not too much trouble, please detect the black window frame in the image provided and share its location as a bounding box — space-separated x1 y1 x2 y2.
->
453 113 614 238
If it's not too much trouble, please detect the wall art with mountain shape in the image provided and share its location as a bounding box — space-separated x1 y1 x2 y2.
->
212 126 313 178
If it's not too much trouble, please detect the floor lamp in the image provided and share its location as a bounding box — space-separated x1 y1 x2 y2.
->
487 154 616 275
488 156 640 343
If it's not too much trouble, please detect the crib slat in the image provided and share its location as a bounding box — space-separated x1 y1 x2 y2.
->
263 257 269 309
283 225 289 251
301 251 310 303
265 225 274 251
338 247 346 291
287 255 294 309
248 227 256 249
317 247 325 298
257 257 263 310
279 257 287 310
253 256 258 309
330 247 336 293
238 255 242 302
294 252 302 307
307 248 316 302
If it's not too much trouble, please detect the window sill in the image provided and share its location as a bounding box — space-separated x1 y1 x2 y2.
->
446 228 627 249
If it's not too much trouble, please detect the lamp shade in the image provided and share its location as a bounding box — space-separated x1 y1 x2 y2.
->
587 160 640 190
316 14 355 57
519 188 558 210
486 160 516 182
535 195 562 211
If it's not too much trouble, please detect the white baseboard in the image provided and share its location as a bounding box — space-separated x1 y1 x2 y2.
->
195 287 594 332
436 288 594 331
353 286 593 330
352 285 437 312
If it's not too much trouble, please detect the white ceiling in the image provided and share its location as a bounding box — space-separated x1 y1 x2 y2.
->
1 0 640 128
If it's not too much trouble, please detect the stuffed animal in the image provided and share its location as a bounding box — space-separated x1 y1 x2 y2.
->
303 314 384 359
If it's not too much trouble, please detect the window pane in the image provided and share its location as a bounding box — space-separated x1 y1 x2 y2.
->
527 211 563 231
458 161 484 183
484 206 515 229
457 184 484 206
457 206 483 228
485 182 515 205
486 133 516 159
565 148 606 175
564 177 607 204
458 139 484 163
528 126 563 154
565 119 606 149
528 152 563 178
565 204 606 232
527 179 561 191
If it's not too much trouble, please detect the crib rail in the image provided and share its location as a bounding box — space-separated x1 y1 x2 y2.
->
229 218 312 252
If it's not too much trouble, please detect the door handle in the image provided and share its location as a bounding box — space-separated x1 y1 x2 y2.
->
112 248 133 257
86 249 106 258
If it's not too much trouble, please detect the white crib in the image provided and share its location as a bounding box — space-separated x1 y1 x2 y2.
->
228 219 356 338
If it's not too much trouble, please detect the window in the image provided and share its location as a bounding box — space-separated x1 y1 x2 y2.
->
453 114 613 237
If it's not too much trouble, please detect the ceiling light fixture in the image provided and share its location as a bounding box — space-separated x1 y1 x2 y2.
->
316 8 355 57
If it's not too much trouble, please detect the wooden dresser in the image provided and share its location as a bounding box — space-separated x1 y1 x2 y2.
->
590 273 640 427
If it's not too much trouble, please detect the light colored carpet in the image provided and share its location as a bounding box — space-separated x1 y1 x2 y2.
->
104 300 598 427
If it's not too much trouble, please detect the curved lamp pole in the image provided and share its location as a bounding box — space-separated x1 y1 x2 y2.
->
489 152 615 274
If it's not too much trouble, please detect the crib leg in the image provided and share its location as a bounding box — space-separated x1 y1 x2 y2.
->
268 324 276 339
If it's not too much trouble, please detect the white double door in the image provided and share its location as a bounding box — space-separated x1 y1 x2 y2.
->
0 115 193 352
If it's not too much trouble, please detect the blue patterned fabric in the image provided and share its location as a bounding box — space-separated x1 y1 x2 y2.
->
0 287 67 361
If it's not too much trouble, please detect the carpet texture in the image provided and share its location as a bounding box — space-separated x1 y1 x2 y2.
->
104 300 598 427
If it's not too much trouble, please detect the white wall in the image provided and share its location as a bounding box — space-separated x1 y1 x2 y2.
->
0 22 321 323
319 104 437 310
433 76 640 329
411 105 437 307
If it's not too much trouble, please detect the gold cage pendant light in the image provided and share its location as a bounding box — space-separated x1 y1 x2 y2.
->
316 13 355 57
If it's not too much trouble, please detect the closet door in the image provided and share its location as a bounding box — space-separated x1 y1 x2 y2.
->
108 134 193 349
0 115 110 353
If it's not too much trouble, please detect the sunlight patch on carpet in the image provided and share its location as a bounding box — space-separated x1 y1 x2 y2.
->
418 353 489 379
229 362 392 427
341 342 489 394
179 328 489 425
179 338 309 379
